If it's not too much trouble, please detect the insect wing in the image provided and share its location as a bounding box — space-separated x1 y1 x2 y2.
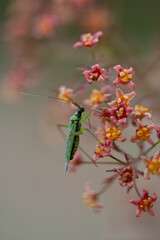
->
65 120 81 171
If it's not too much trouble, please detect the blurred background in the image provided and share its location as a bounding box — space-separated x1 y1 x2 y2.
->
0 0 160 239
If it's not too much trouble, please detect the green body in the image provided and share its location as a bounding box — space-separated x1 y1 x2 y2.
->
65 107 85 172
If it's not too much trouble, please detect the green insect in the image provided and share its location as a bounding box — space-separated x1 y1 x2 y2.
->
64 105 92 172
21 91 97 172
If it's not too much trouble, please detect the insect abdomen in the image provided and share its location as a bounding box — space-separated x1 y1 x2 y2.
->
70 135 79 160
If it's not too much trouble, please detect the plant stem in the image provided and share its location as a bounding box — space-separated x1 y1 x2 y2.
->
143 139 160 155
133 179 141 198
110 155 128 166
83 161 121 165
89 47 96 63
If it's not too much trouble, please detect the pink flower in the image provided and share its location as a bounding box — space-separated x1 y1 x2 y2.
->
33 13 57 39
83 64 109 84
131 119 155 145
68 151 83 172
93 142 111 162
84 85 111 107
113 65 135 90
82 183 104 211
73 31 103 48
118 166 138 191
108 88 136 107
130 189 157 217
132 105 152 120
106 102 133 126
96 122 126 144
107 166 138 192
58 85 73 105
141 150 160 179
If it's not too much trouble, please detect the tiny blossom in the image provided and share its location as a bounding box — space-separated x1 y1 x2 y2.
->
141 150 160 179
81 8 112 33
113 65 135 90
93 142 111 162
106 102 133 126
132 105 152 120
84 85 111 107
58 85 73 104
68 150 83 172
33 14 57 38
130 189 157 217
108 88 136 107
96 122 126 143
73 31 103 48
107 166 138 192
82 183 104 211
131 119 155 145
83 64 109 84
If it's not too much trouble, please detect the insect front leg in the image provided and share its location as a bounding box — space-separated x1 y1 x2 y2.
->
81 110 92 122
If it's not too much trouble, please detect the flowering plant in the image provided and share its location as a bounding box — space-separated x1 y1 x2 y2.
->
56 31 160 217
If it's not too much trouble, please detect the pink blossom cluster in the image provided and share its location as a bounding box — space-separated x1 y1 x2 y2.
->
57 31 160 217
2 0 112 101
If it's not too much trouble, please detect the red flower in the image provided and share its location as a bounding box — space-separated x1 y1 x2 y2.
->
73 31 103 48
132 105 152 120
108 88 136 107
141 150 160 179
82 183 104 211
113 65 135 90
131 119 155 145
83 64 109 84
106 102 133 126
93 142 111 162
130 189 157 217
107 166 138 192
84 85 111 107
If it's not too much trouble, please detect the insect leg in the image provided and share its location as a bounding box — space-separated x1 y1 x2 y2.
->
81 111 92 122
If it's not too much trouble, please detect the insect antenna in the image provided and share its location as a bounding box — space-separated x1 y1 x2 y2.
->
20 91 104 114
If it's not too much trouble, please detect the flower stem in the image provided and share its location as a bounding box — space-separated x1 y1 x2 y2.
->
89 47 96 63
82 161 121 165
143 139 160 155
133 179 141 198
97 174 118 196
110 155 128 166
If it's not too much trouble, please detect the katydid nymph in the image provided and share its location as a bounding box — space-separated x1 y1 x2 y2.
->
21 91 99 172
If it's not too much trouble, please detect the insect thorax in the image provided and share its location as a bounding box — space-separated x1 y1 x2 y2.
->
70 107 85 121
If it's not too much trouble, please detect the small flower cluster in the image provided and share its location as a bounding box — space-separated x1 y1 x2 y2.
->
57 31 160 217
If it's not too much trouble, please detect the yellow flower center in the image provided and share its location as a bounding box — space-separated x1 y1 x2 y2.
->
58 92 72 104
90 89 103 105
118 69 132 83
134 105 149 112
82 33 94 43
148 158 160 174
82 193 97 209
90 72 99 79
139 197 153 212
95 145 105 154
106 127 121 141
136 127 151 141
116 107 124 117
117 94 129 105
